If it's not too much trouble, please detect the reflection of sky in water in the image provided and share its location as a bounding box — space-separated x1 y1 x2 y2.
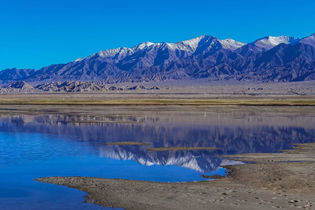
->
0 108 315 209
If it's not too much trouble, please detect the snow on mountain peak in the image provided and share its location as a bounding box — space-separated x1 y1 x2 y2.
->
98 47 130 58
136 41 155 50
253 36 298 50
148 35 211 52
178 35 208 51
92 35 247 60
172 35 246 52
267 36 297 45
82 34 313 61
219 39 246 50
74 58 83 62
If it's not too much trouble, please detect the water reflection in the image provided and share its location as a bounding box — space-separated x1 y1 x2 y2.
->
1 106 315 209
1 106 315 174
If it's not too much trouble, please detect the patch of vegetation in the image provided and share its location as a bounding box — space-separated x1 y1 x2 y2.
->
147 147 217 152
0 96 315 106
106 141 150 146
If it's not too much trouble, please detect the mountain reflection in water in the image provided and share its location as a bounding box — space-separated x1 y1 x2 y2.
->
1 106 315 174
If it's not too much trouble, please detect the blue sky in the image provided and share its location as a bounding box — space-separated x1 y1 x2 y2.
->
0 0 315 70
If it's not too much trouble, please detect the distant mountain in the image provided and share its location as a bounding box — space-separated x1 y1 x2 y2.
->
300 33 315 47
0 33 315 84
0 68 35 83
250 36 299 51
0 81 160 93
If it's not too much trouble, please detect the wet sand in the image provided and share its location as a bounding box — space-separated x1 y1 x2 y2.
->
37 143 315 210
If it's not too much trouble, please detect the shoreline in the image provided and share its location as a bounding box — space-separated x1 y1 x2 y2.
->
0 94 315 106
37 143 315 210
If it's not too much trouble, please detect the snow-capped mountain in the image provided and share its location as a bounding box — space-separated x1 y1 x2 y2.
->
252 36 299 51
1 33 315 84
218 38 246 50
95 35 245 59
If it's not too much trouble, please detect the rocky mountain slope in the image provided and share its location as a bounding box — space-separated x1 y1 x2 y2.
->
0 33 315 84
0 81 160 93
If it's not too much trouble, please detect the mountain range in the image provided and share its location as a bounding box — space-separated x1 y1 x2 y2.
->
1 33 315 84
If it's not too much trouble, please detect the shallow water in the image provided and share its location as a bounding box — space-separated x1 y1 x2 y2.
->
0 105 315 209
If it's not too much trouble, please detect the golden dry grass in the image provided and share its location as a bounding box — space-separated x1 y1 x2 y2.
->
106 141 150 146
0 97 315 106
147 146 217 152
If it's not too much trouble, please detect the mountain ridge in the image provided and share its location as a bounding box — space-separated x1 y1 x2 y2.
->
1 33 315 84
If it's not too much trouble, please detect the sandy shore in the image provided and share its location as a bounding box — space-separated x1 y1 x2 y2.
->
37 143 315 210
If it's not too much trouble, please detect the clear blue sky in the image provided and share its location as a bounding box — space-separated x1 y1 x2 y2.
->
0 0 315 70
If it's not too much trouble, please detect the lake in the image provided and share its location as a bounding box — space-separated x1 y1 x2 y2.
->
0 105 315 209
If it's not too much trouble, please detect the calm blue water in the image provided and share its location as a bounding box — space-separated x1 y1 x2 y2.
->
0 106 315 209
